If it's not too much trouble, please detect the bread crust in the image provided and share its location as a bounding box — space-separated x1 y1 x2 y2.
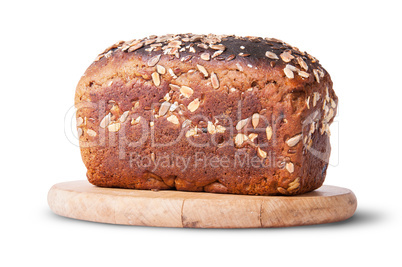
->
75 34 337 195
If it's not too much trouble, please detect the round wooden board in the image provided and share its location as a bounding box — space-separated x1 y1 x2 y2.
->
48 180 357 228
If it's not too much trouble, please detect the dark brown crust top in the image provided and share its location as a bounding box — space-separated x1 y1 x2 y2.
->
91 33 323 83
75 34 337 196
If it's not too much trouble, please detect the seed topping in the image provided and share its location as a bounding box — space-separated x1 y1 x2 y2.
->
266 126 273 140
280 50 295 62
285 162 294 173
180 86 194 98
167 115 179 125
265 51 279 60
200 53 210 61
108 122 121 132
119 111 129 123
159 102 171 116
151 72 160 86
257 147 267 159
211 72 220 89
187 98 200 112
286 134 302 147
147 54 161 67
87 129 97 137
235 133 248 147
197 64 209 77
236 118 249 131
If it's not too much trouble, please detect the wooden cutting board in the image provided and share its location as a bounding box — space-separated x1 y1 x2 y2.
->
48 180 357 228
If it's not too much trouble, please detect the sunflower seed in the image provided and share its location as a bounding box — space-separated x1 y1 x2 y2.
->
306 96 310 109
326 108 334 122
189 46 196 53
168 68 177 79
286 134 302 147
100 113 111 128
280 51 294 62
77 127 83 137
257 147 267 159
313 92 320 107
330 98 336 108
167 40 182 48
212 50 224 58
159 101 171 116
186 128 197 137
251 113 260 129
156 65 166 74
265 51 279 60
277 187 288 195
236 118 249 131
108 122 121 132
286 64 299 72
197 64 209 77
152 72 160 86
181 55 192 62
200 53 210 61
119 111 129 123
87 129 97 137
180 86 194 98
266 126 273 140
320 123 326 135
147 54 161 67
121 44 130 52
236 63 243 72
167 115 179 125
187 98 200 112
169 84 180 90
226 54 235 61
170 102 178 111
150 43 162 48
235 133 248 147
207 121 216 134
296 57 308 71
76 117 84 127
210 44 226 50
248 133 258 142
298 71 310 78
310 122 315 134
211 72 220 89
163 93 171 102
285 162 294 173
128 42 143 52
104 50 113 58
287 177 300 191
197 43 209 49
313 69 320 83
318 68 325 78
144 39 156 46
284 67 294 79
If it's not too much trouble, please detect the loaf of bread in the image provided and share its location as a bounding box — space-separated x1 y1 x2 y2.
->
75 34 337 195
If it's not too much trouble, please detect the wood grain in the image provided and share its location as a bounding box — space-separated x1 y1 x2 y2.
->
48 180 357 228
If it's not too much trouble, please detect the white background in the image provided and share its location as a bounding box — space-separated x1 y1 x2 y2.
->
1 0 401 266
